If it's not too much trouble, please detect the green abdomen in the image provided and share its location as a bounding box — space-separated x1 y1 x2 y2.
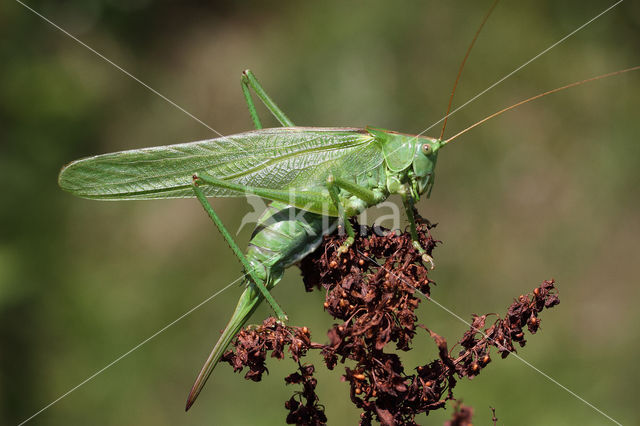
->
246 201 337 283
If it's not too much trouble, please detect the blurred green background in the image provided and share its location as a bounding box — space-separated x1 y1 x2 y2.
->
2 0 639 424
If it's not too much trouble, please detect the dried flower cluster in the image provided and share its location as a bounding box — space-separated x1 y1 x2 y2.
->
453 279 559 378
220 215 560 425
220 318 327 423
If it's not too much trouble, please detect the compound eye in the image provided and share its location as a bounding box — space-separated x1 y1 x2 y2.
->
421 143 431 155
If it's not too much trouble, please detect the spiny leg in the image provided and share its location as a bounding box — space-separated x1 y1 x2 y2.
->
241 69 294 128
195 172 330 214
326 174 433 267
187 71 294 321
401 191 435 269
326 175 386 253
192 179 288 321
195 171 385 255
326 176 354 252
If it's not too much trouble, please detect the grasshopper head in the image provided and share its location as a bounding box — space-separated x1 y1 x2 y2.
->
367 127 442 199
412 136 442 198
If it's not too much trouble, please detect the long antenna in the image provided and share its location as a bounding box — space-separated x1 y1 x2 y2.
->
442 65 640 145
439 0 500 141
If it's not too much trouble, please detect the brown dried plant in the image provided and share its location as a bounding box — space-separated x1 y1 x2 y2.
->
221 214 560 425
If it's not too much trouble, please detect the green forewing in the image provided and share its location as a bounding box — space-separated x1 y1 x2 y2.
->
58 127 382 200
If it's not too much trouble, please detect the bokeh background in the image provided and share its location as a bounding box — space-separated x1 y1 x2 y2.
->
2 0 639 424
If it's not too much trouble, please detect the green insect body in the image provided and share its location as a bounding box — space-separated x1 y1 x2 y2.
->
58 127 440 212
58 70 443 409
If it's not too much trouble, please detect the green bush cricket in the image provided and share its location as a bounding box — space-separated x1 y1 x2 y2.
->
56 4 639 412
58 67 444 408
